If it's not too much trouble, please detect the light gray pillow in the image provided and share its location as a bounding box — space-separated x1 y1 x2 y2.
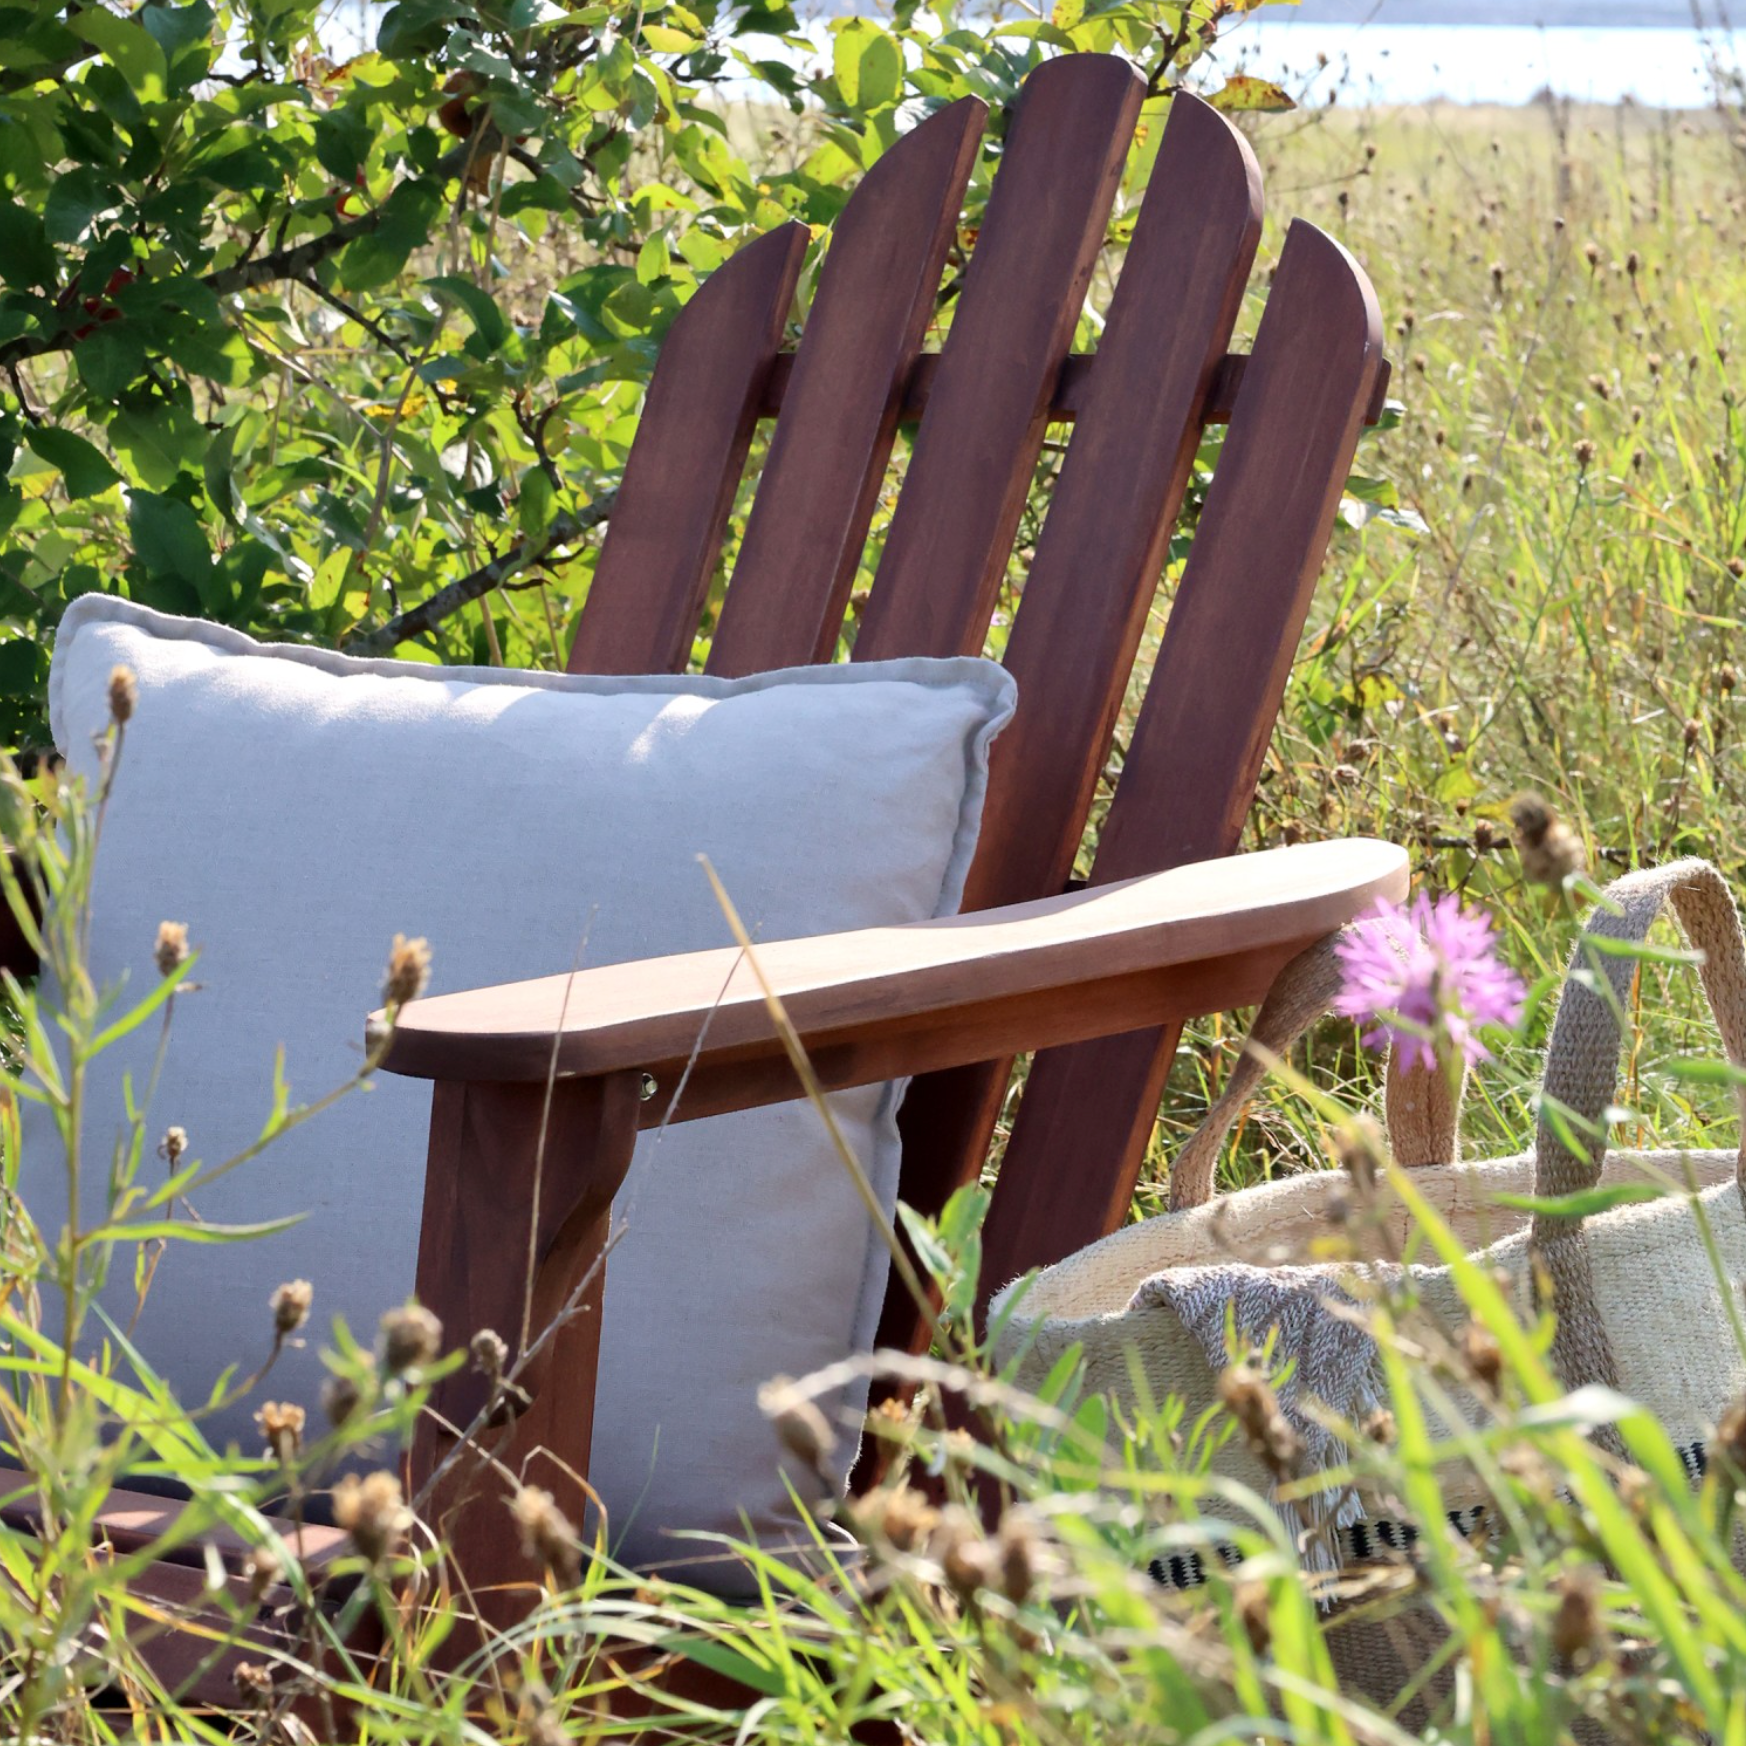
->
38 595 1015 1586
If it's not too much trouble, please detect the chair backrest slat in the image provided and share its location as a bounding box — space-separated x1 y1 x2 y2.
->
851 54 1142 662
707 100 985 676
971 217 1386 1289
567 223 807 675
871 88 1262 1360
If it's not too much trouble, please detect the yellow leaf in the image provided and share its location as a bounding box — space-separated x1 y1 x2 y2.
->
1051 0 1083 26
642 24 699 52
1205 75 1296 114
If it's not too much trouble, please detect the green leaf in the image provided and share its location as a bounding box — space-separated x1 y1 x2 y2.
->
82 1212 308 1245
424 272 508 355
1205 75 1297 114
27 428 120 499
1490 1181 1667 1218
0 202 57 291
44 166 114 245
67 8 167 91
642 24 699 51
129 492 212 587
832 20 903 111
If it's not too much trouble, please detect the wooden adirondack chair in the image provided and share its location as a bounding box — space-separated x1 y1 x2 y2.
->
2 49 1404 1700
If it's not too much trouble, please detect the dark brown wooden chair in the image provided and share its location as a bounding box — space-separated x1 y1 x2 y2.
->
5 50 1403 1701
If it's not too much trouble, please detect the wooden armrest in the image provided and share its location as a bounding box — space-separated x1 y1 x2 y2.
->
373 839 1406 1118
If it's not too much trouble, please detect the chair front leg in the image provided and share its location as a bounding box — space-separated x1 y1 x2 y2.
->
408 1071 642 1613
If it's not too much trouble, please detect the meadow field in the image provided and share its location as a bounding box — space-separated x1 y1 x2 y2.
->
1145 87 1746 1204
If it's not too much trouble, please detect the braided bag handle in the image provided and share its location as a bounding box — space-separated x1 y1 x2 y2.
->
1168 930 1464 1212
1532 859 1746 1395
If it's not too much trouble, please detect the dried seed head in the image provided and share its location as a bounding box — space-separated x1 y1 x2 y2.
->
108 665 137 726
1685 716 1703 749
1235 1580 1273 1655
1472 818 1496 852
1490 260 1505 291
511 1484 582 1586
1218 1362 1301 1483
1625 249 1640 277
155 920 189 979
379 1302 441 1375
1583 239 1601 269
470 1327 509 1380
321 1373 362 1427
1361 1407 1396 1446
159 1126 187 1166
271 1279 312 1338
332 1470 410 1564
382 932 431 1007
232 1661 274 1706
1460 1321 1504 1390
1551 1568 1603 1664
1714 1394 1746 1475
1509 792 1586 886
861 1484 938 1555
931 1506 996 1602
995 1507 1044 1605
255 1400 305 1462
242 1542 284 1602
758 1375 836 1470
1729 557 1746 579
1723 665 1739 693
1573 438 1597 469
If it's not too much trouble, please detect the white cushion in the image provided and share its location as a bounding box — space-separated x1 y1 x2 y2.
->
38 596 1015 1586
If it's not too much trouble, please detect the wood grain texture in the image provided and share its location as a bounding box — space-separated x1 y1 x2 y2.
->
708 99 985 676
852 54 1143 661
376 840 1405 1085
410 1073 641 1613
873 91 1263 1360
566 224 808 675
974 217 1387 1302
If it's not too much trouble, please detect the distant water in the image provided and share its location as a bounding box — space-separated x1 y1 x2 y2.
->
1225 16 1744 105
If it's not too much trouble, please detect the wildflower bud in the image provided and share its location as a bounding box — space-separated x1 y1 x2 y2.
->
1236 1580 1272 1655
108 665 137 726
382 933 431 1007
1586 373 1610 401
511 1484 582 1586
332 1470 410 1564
759 1375 836 1470
861 1484 938 1555
1632 448 1646 470
233 1661 274 1706
1219 1362 1301 1483
1647 352 1662 377
1364 141 1376 160
154 920 189 979
271 1279 312 1338
242 1542 284 1602
1723 665 1738 692
1472 818 1496 852
321 1373 361 1427
1573 438 1597 469
1412 353 1428 375
1583 239 1601 269
255 1400 305 1463
1489 261 1504 292
1625 249 1640 277
159 1126 187 1166
1434 426 1447 447
1551 1568 1602 1665
1460 1321 1503 1389
470 1327 508 1379
931 1506 996 1602
1729 557 1745 579
378 1302 441 1375
1685 717 1703 749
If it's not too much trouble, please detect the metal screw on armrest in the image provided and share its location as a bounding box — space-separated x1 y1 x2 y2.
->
639 1073 657 1102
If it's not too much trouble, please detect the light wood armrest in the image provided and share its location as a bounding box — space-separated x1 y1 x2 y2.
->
373 839 1406 1119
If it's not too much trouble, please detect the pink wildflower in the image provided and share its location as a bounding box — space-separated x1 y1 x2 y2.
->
1334 892 1524 1073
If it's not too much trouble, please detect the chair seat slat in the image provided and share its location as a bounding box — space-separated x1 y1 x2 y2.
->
708 99 985 676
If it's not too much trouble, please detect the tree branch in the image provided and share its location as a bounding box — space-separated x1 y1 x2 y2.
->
344 494 617 658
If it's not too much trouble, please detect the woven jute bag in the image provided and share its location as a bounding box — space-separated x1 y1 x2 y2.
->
990 859 1746 1701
